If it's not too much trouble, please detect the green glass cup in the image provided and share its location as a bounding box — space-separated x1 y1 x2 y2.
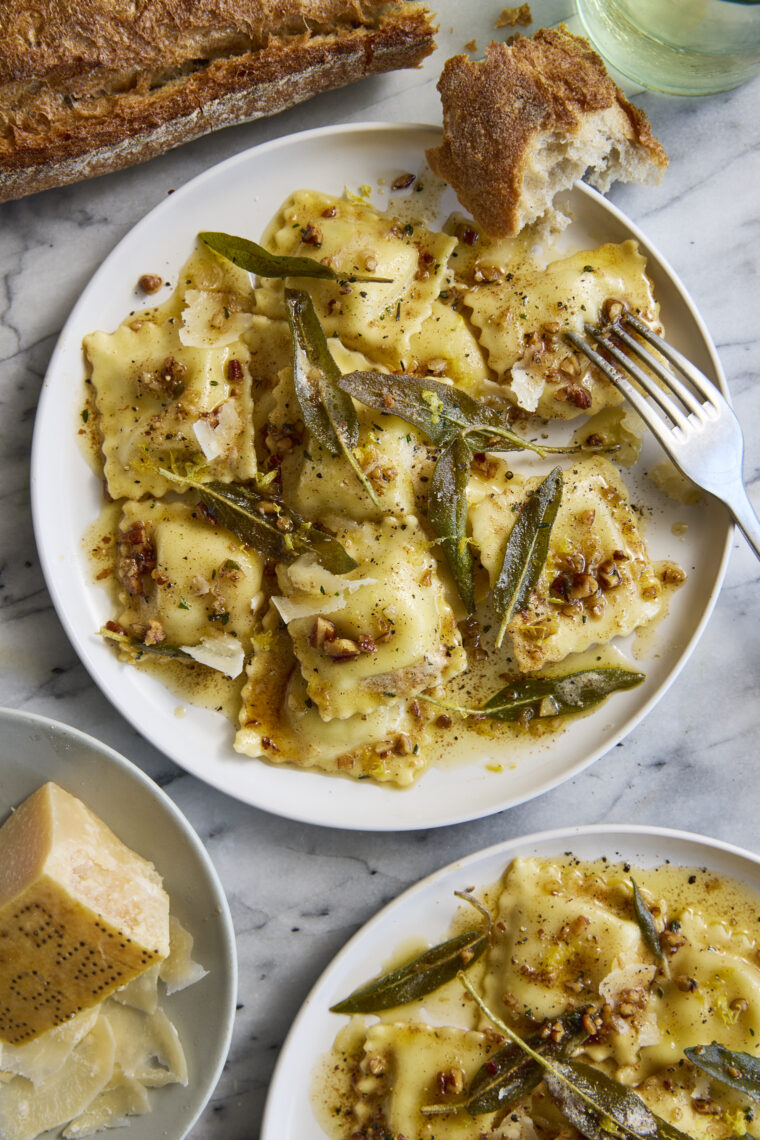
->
574 0 760 95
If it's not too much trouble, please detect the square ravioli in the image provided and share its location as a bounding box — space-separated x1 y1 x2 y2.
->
480 856 647 1030
459 238 660 418
86 245 257 500
275 517 467 721
256 189 456 368
351 1023 501 1140
235 630 429 785
265 342 434 524
468 455 667 671
114 499 263 662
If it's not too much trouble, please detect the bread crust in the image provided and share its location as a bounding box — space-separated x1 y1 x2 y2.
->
426 25 667 237
0 3 434 202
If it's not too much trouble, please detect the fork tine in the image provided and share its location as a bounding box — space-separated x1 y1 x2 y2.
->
584 325 691 432
622 312 721 409
564 329 674 440
609 322 707 420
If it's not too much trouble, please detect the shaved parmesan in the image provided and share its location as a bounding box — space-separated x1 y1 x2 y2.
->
282 555 375 598
271 594 347 624
508 358 544 413
62 1073 150 1138
180 633 245 678
159 917 208 996
179 290 253 348
0 1010 100 1086
100 1006 187 1089
192 400 241 461
0 1020 116 1140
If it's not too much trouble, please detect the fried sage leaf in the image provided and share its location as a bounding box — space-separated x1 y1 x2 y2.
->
493 466 563 648
465 1008 591 1117
685 1042 760 1099
337 370 546 453
199 231 392 283
544 1060 658 1140
482 668 646 723
285 289 381 508
460 973 657 1140
631 878 665 965
159 469 357 573
652 1114 695 1140
330 927 489 1015
101 628 194 662
429 434 475 613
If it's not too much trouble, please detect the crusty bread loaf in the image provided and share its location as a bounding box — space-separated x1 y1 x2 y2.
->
426 25 667 238
0 0 435 203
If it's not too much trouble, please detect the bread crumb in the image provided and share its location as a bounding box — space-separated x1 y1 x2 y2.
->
495 4 532 28
464 39 478 52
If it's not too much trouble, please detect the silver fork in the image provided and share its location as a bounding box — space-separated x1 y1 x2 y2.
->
566 312 760 561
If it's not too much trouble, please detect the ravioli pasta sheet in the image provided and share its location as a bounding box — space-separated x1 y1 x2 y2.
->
324 857 760 1140
83 180 685 786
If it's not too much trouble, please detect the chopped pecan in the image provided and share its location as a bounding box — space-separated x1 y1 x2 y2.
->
391 172 416 190
557 384 592 409
309 616 336 650
436 1068 465 1096
137 273 163 294
301 222 322 246
143 620 166 646
117 522 156 596
323 637 361 660
456 222 479 246
597 559 622 590
568 573 598 600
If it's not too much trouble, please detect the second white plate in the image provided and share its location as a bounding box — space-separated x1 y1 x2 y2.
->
262 824 760 1140
32 122 730 831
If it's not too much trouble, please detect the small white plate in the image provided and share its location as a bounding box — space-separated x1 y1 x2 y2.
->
0 707 237 1140
262 824 760 1140
31 122 731 831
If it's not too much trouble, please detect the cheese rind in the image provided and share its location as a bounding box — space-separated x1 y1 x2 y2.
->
0 784 169 1045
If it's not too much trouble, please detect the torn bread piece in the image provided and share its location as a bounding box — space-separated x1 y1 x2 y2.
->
426 25 667 238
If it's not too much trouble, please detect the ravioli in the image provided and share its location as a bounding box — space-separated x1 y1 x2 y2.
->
235 631 428 784
469 455 664 671
462 240 659 418
86 244 258 500
271 345 433 525
258 189 456 368
276 518 467 721
114 499 263 662
482 856 646 1026
351 1024 501 1140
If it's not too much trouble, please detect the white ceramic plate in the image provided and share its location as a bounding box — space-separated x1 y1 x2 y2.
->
261 824 760 1139
32 122 730 831
0 707 237 1140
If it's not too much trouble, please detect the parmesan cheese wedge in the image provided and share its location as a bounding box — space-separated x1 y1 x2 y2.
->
0 783 170 1046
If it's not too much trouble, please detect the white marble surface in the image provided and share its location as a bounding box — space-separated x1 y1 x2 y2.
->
1 1 760 1136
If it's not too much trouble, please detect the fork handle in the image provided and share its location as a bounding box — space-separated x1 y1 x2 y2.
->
724 481 760 562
